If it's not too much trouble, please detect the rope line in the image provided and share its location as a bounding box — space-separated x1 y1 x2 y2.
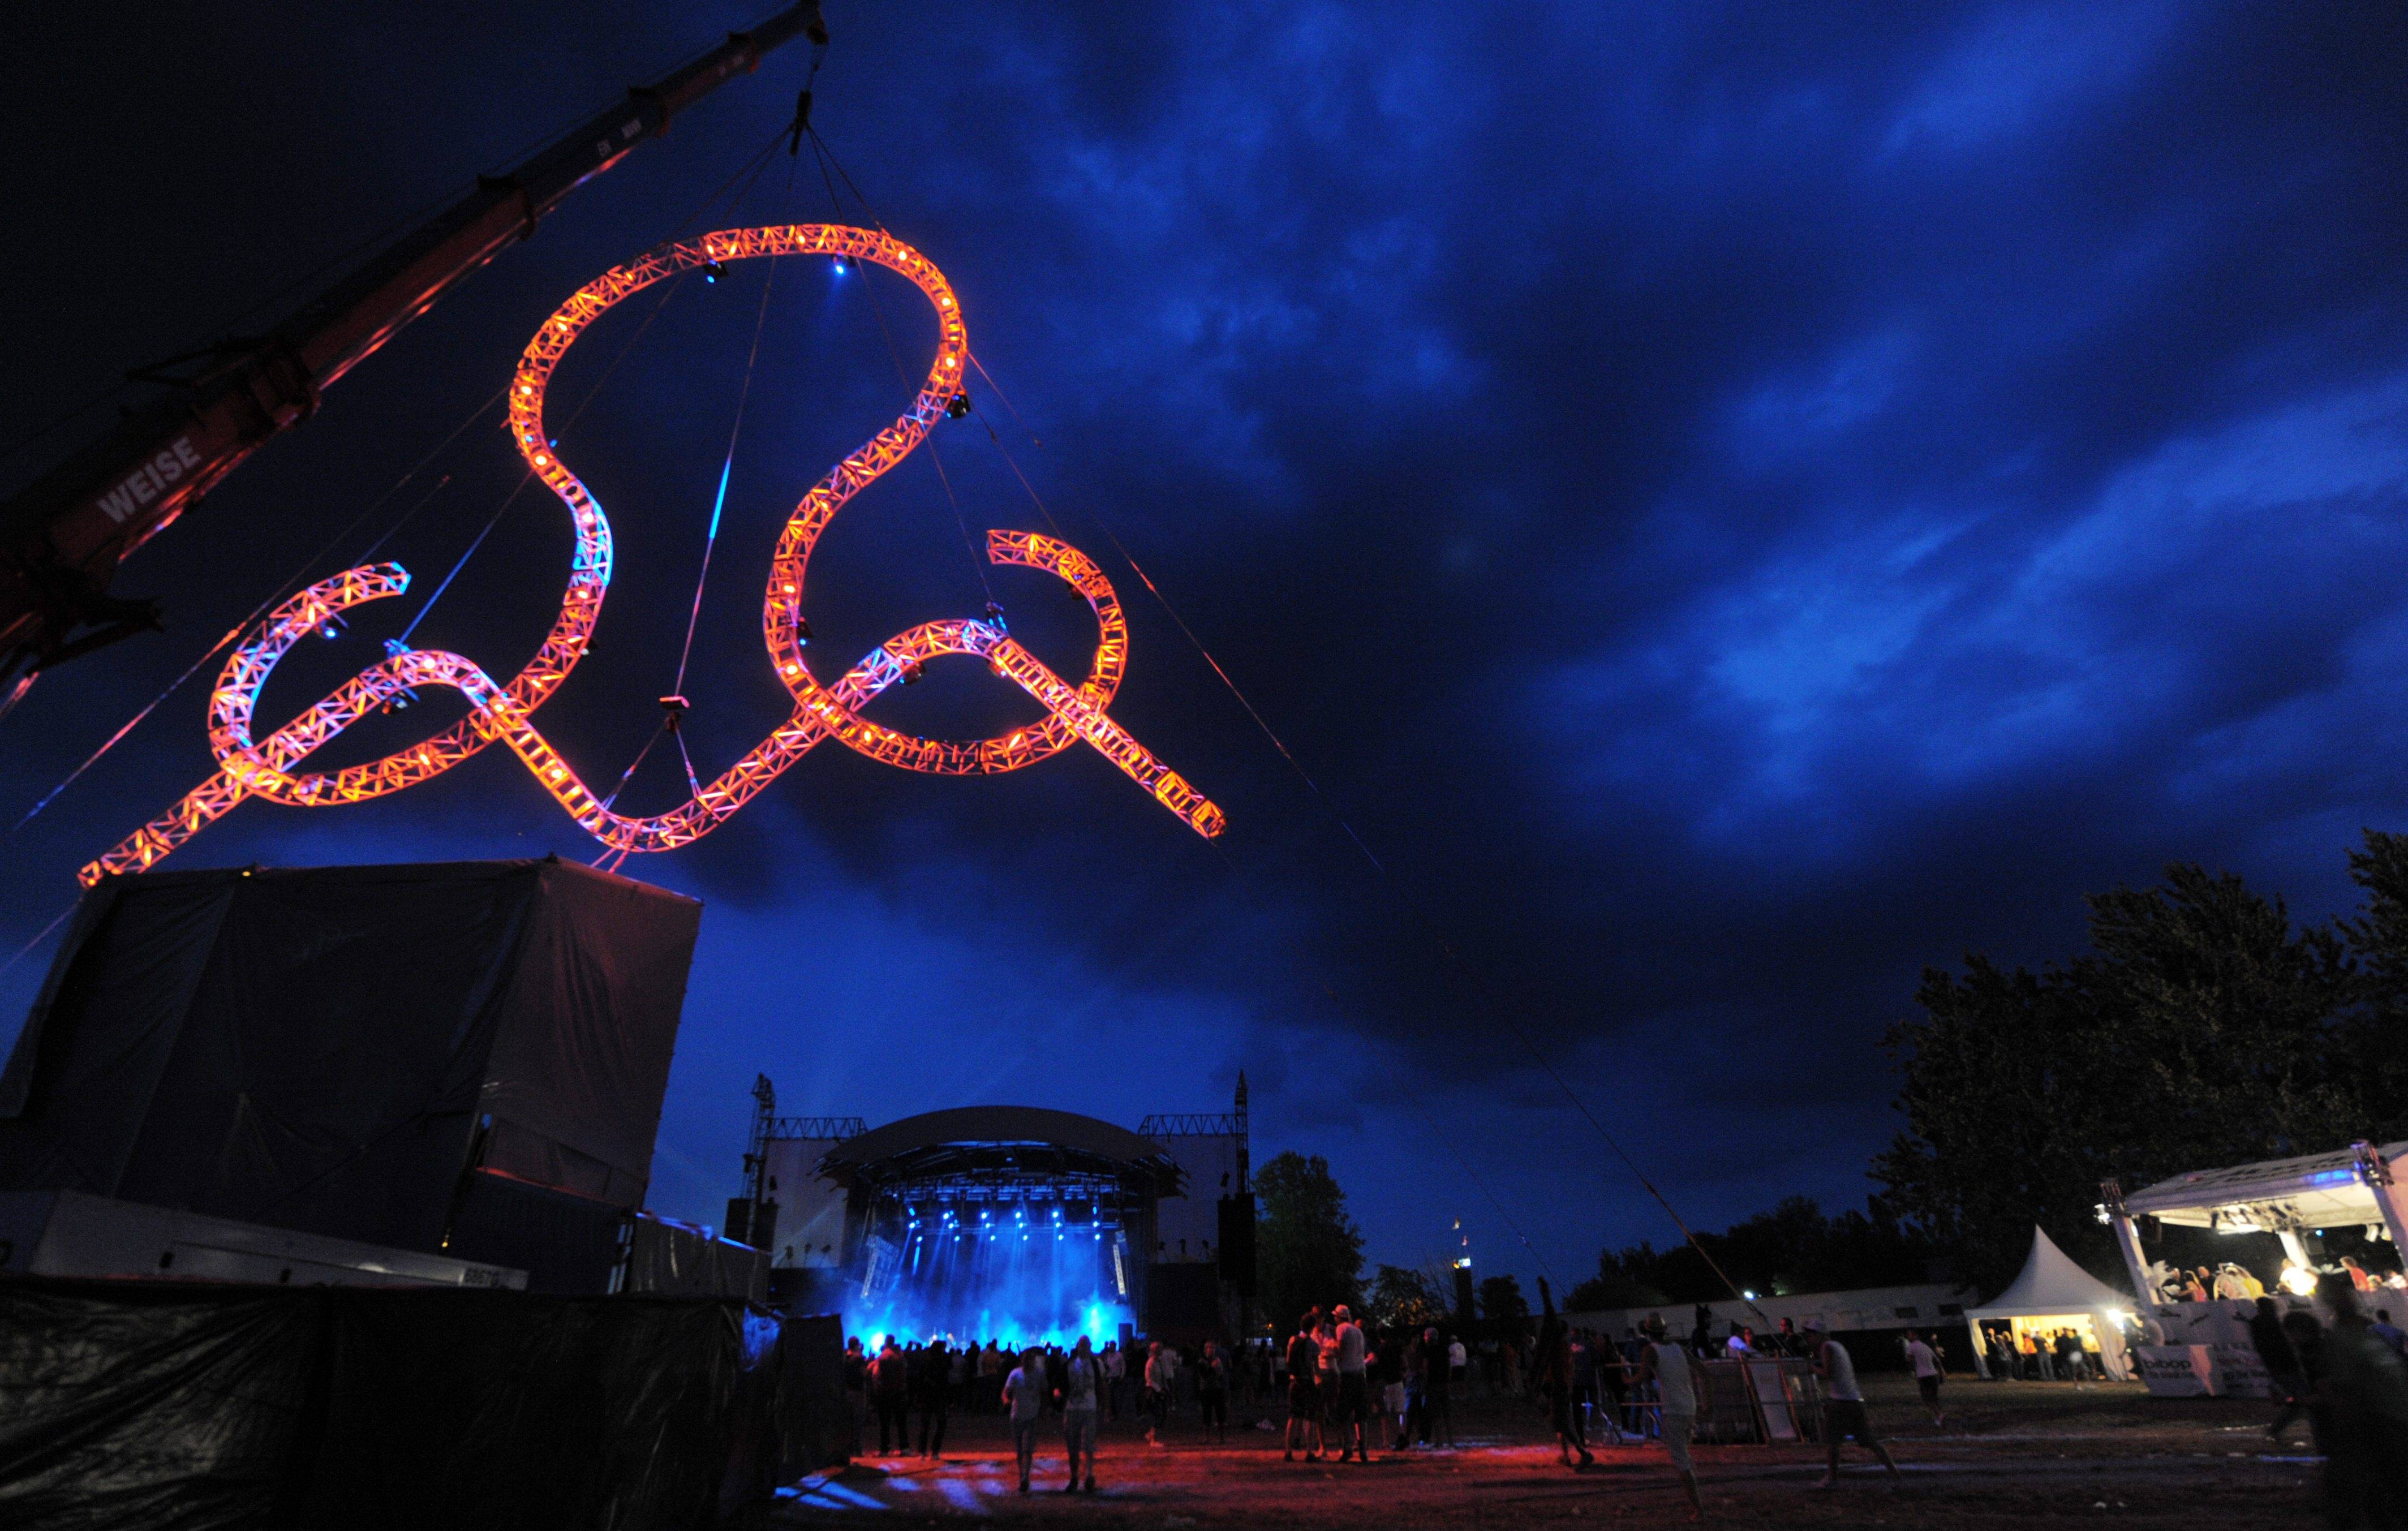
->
384 128 797 647
806 129 994 605
964 351 1760 1313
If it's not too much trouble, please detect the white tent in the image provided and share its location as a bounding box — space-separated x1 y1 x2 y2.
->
1964 1225 2136 1381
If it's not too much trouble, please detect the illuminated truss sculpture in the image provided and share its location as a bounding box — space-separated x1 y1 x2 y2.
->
84 226 1222 885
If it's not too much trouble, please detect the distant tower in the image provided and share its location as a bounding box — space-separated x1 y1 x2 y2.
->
1451 1218 1476 1329
1234 1071 1250 1192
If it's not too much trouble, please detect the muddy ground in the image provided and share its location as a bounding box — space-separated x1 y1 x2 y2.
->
773 1375 2320 1528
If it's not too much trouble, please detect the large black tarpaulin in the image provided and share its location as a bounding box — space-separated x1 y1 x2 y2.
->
0 859 699 1266
0 1276 849 1530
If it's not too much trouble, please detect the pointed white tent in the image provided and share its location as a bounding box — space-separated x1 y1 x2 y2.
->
1964 1226 2137 1381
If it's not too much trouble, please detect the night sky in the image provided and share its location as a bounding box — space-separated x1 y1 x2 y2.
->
4 3 2405 1294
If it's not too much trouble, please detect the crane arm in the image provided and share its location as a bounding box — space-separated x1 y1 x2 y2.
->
0 1 826 685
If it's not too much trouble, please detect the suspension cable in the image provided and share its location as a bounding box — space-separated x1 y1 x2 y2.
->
399 126 790 646
6 381 501 835
964 353 1763 1315
806 129 994 605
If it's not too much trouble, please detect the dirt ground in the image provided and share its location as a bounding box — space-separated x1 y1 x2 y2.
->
772 1375 2319 1529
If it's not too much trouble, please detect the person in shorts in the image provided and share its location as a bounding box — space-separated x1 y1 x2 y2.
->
1906 1331 1945 1427
1808 1322 1900 1489
1331 1306 1370 1463
1002 1347 1045 1493
1629 1318 1702 1521
1284 1311 1325 1461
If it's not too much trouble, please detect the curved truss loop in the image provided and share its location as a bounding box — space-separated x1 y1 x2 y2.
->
81 227 1220 885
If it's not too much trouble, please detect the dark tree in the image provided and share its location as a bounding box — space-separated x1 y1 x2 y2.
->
1568 1197 1936 1309
1367 1264 1447 1331
1876 858 2364 1292
1477 1272 1530 1341
1254 1151 1364 1332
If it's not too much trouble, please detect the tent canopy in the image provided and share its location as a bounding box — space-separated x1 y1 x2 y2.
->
2121 1142 2408 1231
1966 1225 2133 1321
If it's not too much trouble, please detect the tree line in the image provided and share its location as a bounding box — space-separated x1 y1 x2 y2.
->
1257 830 2408 1315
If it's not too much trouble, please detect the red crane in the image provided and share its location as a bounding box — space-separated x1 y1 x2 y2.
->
0 2 827 691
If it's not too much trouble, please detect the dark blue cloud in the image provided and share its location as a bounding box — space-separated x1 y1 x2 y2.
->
2 1 2403 1290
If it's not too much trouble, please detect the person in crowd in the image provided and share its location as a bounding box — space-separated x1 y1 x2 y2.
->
2341 1255 2376 1293
871 1335 911 1456
1400 1330 1428 1446
2368 1307 2408 1358
842 1335 870 1446
1285 1310 1325 1461
2180 1268 2211 1302
2054 1328 2084 1383
2250 1296 2303 1439
981 1340 1005 1414
1002 1346 1045 1493
2269 1309 2325 1447
1197 1339 1231 1445
1629 1318 1703 1521
1102 1340 1125 1419
1448 1332 1469 1391
916 1338 953 1459
1374 1331 1408 1451
2029 1326 2056 1382
1424 1326 1456 1447
1987 1326 2018 1381
1906 1331 1946 1427
1057 1335 1103 1494
2310 1272 2408 1526
1332 1304 1371 1463
1538 1309 1594 1469
1572 1329 1602 1440
1807 1319 1900 1490
1143 1340 1172 1447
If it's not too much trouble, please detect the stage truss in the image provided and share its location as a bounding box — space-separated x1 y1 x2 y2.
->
84 226 1222 884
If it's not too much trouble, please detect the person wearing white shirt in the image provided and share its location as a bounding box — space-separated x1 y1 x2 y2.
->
1905 1332 1945 1427
1808 1323 1900 1490
1628 1318 1704 1523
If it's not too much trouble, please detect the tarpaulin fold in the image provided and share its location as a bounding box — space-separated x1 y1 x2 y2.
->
0 1277 849 1531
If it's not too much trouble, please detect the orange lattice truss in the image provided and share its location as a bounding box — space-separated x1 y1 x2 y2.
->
83 226 1222 885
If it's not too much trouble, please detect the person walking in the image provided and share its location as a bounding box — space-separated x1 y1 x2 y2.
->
1331 1305 1371 1463
2310 1272 2408 1527
1629 1319 1703 1522
2250 1297 2304 1441
916 1338 953 1459
1197 1340 1230 1445
871 1336 911 1457
1807 1322 1900 1490
1059 1336 1103 1494
1003 1347 1045 1493
2269 1309 2325 1447
1540 1313 1594 1469
1284 1312 1325 1461
1906 1331 1946 1427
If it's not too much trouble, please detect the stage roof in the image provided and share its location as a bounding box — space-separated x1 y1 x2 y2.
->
815 1107 1182 1196
2122 1141 2408 1231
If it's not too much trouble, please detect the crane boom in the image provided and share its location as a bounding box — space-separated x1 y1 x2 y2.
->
0 2 826 685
